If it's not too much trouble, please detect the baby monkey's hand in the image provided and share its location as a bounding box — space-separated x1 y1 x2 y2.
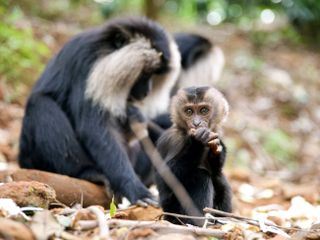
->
190 127 222 154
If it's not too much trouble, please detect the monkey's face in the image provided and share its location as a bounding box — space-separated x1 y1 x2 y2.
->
182 103 212 131
171 86 229 133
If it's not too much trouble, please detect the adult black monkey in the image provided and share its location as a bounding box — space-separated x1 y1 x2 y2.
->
19 17 181 205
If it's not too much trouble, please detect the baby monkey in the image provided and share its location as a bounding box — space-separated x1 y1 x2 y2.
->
155 86 232 225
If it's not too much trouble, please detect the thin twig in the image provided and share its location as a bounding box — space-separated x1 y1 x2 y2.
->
204 208 254 221
77 220 98 230
77 212 213 232
161 212 212 226
59 231 83 240
204 207 277 228
108 219 226 238
87 206 109 238
203 208 308 232
147 121 165 134
58 207 77 216
75 218 226 237
161 212 208 221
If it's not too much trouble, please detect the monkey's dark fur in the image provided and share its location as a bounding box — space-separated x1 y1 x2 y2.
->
174 33 212 70
155 87 232 225
19 17 180 204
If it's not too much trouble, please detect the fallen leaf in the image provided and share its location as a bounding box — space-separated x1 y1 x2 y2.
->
0 218 35 240
127 228 156 240
30 210 63 240
118 205 162 221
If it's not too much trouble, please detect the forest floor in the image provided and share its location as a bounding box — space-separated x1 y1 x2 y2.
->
0 16 319 239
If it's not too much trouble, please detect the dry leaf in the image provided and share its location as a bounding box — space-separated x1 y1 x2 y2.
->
0 218 35 240
127 228 156 240
30 210 63 240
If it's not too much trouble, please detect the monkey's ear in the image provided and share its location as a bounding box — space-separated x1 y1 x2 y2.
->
220 97 229 123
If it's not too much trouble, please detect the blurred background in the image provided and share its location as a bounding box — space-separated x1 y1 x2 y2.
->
0 0 319 185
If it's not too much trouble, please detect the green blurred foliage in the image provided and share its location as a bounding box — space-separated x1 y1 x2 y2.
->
283 0 320 45
2 0 102 25
262 129 297 169
97 0 320 45
0 4 50 102
100 0 144 17
225 137 252 170
250 27 302 50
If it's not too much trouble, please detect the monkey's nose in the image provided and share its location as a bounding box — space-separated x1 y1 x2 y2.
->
193 119 201 127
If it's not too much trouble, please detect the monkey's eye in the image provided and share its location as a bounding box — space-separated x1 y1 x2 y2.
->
200 107 209 115
113 33 128 49
184 108 193 116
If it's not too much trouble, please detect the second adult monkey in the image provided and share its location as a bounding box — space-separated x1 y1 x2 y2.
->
152 33 225 129
155 86 232 225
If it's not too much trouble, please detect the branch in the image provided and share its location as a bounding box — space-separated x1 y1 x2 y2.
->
161 212 207 221
107 219 226 238
203 207 302 232
76 218 225 238
0 169 112 207
204 208 255 222
87 206 109 238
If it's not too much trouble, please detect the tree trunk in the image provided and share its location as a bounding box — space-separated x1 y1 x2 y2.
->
144 0 164 20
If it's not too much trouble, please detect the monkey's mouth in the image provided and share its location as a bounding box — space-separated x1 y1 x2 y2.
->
188 124 208 130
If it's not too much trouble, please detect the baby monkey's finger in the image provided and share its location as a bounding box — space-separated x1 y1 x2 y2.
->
208 138 220 146
189 128 196 135
208 138 222 154
216 145 223 153
196 127 209 138
208 132 219 141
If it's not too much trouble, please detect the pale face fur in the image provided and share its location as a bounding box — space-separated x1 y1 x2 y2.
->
85 35 181 119
171 87 229 133
135 38 181 118
85 37 154 117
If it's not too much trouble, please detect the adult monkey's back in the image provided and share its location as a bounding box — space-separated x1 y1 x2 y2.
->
19 17 181 205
